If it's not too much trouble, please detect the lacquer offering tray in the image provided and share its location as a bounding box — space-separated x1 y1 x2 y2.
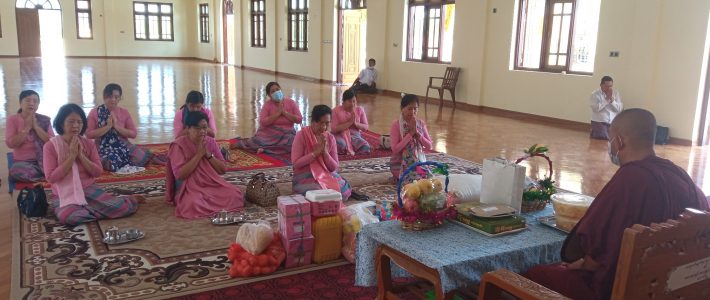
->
211 211 246 225
103 228 145 245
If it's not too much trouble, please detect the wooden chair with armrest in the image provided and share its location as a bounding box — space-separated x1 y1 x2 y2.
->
478 208 710 300
425 67 460 108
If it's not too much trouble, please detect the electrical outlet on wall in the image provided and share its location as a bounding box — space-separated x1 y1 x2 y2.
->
609 51 620 57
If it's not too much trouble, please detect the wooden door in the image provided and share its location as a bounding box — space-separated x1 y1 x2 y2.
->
16 9 42 57
341 10 366 84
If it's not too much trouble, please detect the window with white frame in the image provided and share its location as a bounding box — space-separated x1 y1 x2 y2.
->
406 0 455 63
515 0 601 74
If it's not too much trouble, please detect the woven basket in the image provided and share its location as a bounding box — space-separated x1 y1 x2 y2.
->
396 161 452 231
521 200 547 213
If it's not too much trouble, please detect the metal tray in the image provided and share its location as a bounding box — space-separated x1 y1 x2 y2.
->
211 214 246 225
537 216 570 233
103 229 145 245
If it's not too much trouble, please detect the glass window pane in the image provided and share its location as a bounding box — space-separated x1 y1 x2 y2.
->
518 0 545 68
563 2 572 14
411 6 424 60
553 3 562 14
161 4 171 13
558 54 567 66
134 3 145 12
148 4 159 13
77 1 89 10
548 54 557 65
559 15 571 53
441 4 455 62
569 0 601 72
149 15 159 39
549 16 561 54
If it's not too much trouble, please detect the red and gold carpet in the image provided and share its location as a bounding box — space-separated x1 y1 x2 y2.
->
12 153 482 299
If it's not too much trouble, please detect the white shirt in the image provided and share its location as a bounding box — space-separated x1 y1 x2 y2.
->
358 67 377 85
589 88 622 123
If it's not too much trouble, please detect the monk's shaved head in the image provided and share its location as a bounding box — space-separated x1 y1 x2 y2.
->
611 108 656 148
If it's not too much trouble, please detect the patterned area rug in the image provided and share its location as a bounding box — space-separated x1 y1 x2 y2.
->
11 141 286 191
12 153 481 299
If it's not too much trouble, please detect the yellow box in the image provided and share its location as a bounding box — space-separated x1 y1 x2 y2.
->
312 215 342 263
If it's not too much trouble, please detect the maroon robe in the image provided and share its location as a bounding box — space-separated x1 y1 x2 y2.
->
527 155 709 300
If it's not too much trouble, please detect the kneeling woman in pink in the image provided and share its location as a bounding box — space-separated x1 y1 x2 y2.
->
5 90 54 182
43 104 139 226
390 94 432 183
233 81 303 155
331 89 371 155
166 111 244 219
291 105 352 199
173 90 217 138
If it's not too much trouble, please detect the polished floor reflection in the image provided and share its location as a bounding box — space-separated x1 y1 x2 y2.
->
1 57 709 297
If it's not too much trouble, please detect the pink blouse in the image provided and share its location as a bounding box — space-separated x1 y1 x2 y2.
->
291 130 339 173
259 99 303 129
86 106 137 139
43 137 103 193
389 119 433 155
331 106 369 133
173 107 218 138
5 114 55 161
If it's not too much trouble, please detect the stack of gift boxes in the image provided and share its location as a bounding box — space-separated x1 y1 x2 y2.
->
278 189 344 268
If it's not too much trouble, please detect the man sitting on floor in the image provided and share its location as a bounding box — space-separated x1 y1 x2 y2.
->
526 108 709 300
351 58 378 94
589 75 623 140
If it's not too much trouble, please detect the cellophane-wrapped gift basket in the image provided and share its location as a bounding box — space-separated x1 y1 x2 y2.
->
394 161 457 231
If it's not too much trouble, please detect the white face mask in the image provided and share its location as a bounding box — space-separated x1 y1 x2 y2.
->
607 137 621 166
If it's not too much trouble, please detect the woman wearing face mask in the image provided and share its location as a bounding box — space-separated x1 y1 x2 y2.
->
389 94 433 184
174 90 217 138
86 83 164 172
5 90 54 182
232 81 303 155
291 105 352 199
166 111 244 219
331 89 371 155
43 104 140 226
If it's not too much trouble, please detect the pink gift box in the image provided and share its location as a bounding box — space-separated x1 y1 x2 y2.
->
282 235 314 268
277 195 312 240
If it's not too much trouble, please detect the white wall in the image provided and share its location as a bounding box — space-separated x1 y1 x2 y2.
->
0 0 19 55
2 0 710 140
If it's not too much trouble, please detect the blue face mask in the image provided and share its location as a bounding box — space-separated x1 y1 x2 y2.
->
607 137 621 166
271 90 284 102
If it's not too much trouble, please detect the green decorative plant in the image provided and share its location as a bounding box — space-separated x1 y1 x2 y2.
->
516 144 556 207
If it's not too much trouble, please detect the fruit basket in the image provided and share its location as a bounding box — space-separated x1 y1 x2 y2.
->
394 161 457 231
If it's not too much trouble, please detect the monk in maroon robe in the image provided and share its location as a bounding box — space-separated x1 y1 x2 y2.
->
525 109 709 300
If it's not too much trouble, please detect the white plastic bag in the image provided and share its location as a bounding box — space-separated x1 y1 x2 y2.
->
235 221 274 255
481 158 526 212
434 174 481 203
340 201 379 263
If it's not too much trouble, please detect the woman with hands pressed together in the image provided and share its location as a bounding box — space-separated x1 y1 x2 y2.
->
291 105 352 199
389 94 432 184
43 104 139 226
166 111 244 219
5 90 54 182
232 81 303 155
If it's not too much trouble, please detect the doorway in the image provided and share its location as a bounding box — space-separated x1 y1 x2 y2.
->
337 1 367 85
223 0 236 65
15 0 64 58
